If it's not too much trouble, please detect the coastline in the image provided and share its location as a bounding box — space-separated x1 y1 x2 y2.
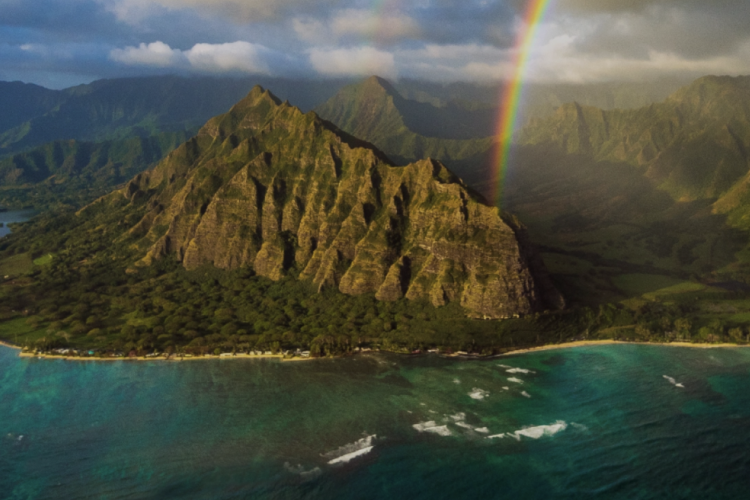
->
0 340 21 350
502 340 750 356
9 348 314 362
3 339 749 363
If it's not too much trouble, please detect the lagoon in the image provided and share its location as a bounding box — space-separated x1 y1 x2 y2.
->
0 209 35 238
2 344 750 499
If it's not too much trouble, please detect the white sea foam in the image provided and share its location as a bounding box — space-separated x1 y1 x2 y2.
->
498 364 511 369
663 375 685 388
474 427 489 434
512 421 568 440
328 446 374 465
507 377 523 384
300 467 322 481
455 421 474 430
285 463 322 480
502 387 509 391
453 378 461 384
521 391 531 398
449 412 466 421
324 435 376 465
571 422 588 431
506 368 534 374
469 388 489 400
413 421 452 436
486 433 506 439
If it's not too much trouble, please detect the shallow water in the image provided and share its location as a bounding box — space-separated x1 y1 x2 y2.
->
2 345 749 499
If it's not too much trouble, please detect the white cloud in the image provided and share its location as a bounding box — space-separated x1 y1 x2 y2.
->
309 46 397 79
185 42 271 74
110 41 184 67
109 40 272 74
396 44 511 82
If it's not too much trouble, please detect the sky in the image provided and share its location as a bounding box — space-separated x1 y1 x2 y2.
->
2 0 750 89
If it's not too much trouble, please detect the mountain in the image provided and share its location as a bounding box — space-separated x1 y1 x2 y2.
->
492 75 750 304
0 81 65 135
520 75 750 203
78 86 559 319
0 131 191 208
393 78 686 120
314 76 495 166
0 76 352 157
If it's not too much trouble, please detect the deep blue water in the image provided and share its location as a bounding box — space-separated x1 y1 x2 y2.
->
2 345 750 499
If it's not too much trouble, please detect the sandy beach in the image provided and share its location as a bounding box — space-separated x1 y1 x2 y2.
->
12 349 312 362
0 340 21 350
503 340 750 356
4 339 749 363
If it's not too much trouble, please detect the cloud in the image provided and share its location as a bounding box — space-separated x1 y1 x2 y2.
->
330 9 421 43
110 41 183 66
395 44 510 82
308 46 397 79
109 40 272 74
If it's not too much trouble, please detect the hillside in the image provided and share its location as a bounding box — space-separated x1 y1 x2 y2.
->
0 76 352 157
519 75 750 204
0 85 573 357
499 75 750 305
0 131 192 209
315 76 495 166
114 86 561 319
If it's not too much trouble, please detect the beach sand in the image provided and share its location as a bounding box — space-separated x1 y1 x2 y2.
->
12 350 313 362
503 340 750 356
4 339 748 363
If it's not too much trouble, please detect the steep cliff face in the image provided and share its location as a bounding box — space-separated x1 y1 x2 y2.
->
118 86 562 319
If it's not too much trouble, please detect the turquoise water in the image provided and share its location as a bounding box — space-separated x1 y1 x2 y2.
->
2 345 750 499
0 210 35 238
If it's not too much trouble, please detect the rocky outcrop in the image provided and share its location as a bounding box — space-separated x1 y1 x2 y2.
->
118 86 563 319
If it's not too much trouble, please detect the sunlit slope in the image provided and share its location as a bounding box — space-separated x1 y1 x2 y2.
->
77 86 562 318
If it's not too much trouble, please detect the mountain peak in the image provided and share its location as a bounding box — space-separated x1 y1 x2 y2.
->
114 87 561 319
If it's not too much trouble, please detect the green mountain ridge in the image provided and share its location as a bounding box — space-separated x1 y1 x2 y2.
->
0 75 354 158
111 86 561 319
314 76 496 166
499 75 750 305
0 131 192 209
520 75 750 209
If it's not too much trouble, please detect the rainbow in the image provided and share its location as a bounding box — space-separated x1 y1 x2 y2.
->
492 0 554 206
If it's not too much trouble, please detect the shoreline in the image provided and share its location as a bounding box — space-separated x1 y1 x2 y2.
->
10 349 315 363
3 339 749 363
0 340 21 350
501 340 750 356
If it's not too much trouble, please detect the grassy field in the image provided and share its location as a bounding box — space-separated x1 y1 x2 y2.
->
0 253 33 277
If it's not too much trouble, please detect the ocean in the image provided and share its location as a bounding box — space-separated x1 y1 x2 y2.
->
2 344 749 499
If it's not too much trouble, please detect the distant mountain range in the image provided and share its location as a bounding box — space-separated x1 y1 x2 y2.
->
0 75 354 157
498 75 750 298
